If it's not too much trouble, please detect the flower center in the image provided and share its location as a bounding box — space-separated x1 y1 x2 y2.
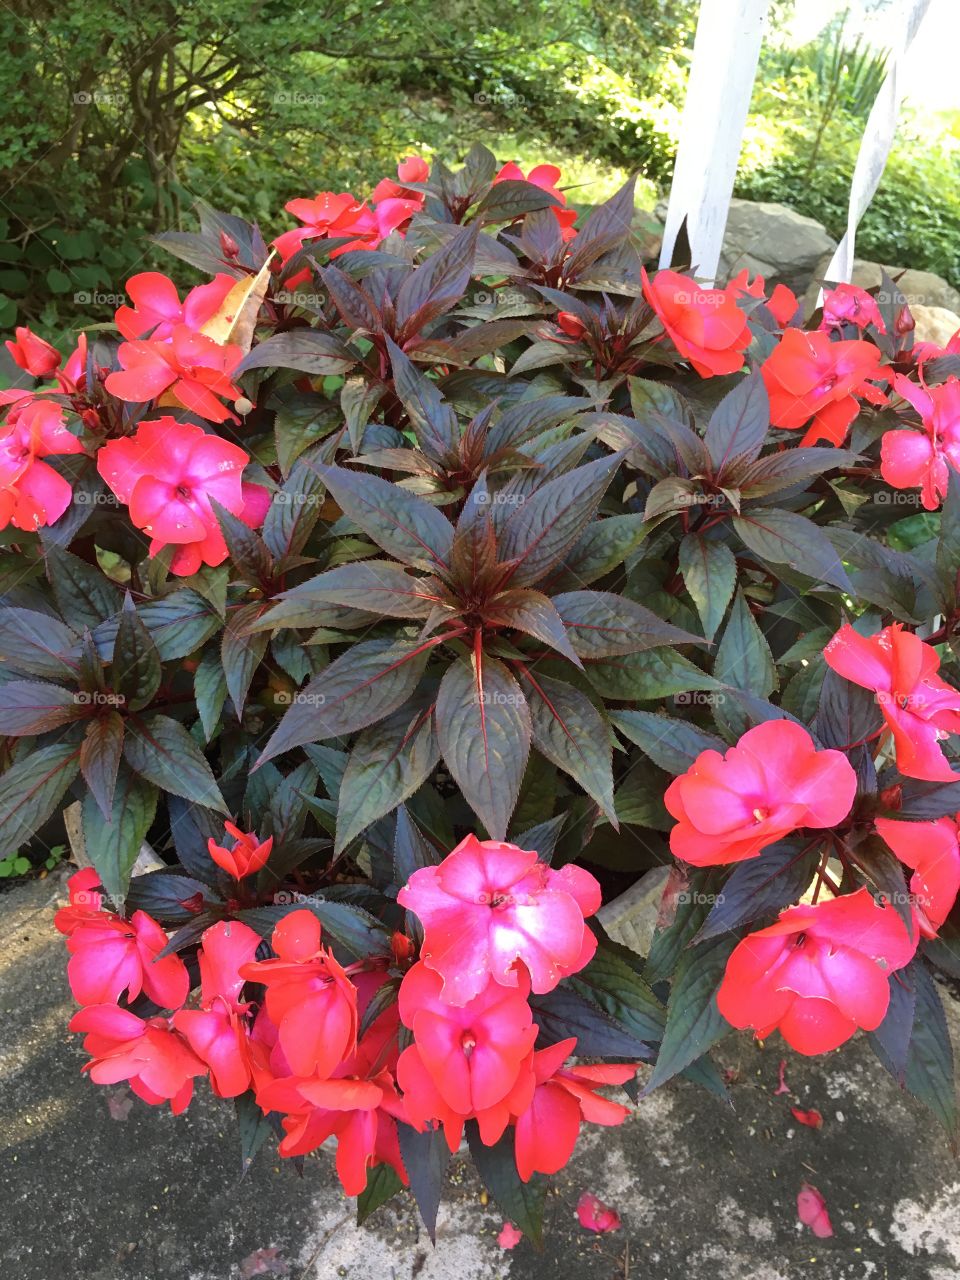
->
175 483 192 501
794 932 807 949
752 807 769 823
460 1031 477 1057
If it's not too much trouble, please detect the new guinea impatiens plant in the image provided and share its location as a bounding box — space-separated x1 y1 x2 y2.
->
3 142 960 1241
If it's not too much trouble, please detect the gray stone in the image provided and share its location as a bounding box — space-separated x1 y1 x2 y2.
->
803 255 960 318
650 198 836 292
2 869 960 1279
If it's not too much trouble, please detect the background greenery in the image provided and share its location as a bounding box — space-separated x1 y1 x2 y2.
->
2 0 958 343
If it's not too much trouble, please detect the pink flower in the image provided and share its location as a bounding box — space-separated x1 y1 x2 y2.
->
494 162 578 239
115 272 237 341
874 815 960 938
664 721 857 866
761 327 886 445
717 888 917 1055
0 397 84 531
5 326 61 378
642 268 752 377
55 871 190 1009
239 910 358 1078
70 1005 207 1113
208 822 274 879
272 192 367 262
398 961 537 1114
797 1184 834 1238
397 834 601 1005
104 325 243 423
820 283 885 334
513 1039 635 1182
576 1192 622 1233
96 416 271 576
881 374 960 511
497 1223 523 1249
824 623 960 781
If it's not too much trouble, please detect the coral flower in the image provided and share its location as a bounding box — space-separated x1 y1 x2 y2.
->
824 623 960 781
874 815 960 938
576 1192 622 1233
115 272 237 341
761 327 886 445
398 962 538 1114
70 1005 207 1113
513 1038 635 1182
880 374 960 511
96 416 271 576
370 155 430 204
494 161 578 239
173 920 261 1098
0 397 84 531
728 269 798 327
716 888 917 1055
664 721 857 866
642 268 752 377
239 910 358 1078
55 870 190 1009
207 822 274 880
5 326 61 378
104 325 243 423
398 834 601 1005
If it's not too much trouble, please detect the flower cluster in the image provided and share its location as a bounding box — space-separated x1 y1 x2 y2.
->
60 835 635 1198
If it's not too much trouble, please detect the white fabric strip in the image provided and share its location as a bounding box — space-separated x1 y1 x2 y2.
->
820 0 933 288
659 0 770 285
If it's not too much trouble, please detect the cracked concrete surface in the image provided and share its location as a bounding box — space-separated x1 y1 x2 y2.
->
2 870 959 1280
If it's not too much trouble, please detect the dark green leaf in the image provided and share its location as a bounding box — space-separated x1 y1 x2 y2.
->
466 1123 547 1249
678 534 737 643
82 766 158 901
0 740 80 861
714 589 776 697
397 1123 451 1242
734 508 852 592
80 709 125 820
112 595 162 711
522 671 616 823
703 372 769 476
609 710 726 775
124 714 227 812
551 589 701 658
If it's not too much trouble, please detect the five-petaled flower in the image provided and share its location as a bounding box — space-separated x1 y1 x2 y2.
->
881 374 960 511
115 271 236 341
96 416 271 576
664 721 858 866
761 327 886 445
398 834 601 1005
717 888 917 1054
642 268 752 377
875 814 960 938
824 623 960 781
104 325 244 423
0 397 84 530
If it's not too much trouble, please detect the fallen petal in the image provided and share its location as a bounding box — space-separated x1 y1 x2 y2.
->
576 1191 622 1233
797 1183 834 1238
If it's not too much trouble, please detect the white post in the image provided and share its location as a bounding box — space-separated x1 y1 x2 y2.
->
659 0 770 285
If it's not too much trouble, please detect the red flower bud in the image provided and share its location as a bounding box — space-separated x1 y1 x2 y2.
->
220 230 241 259
557 311 586 339
5 327 61 378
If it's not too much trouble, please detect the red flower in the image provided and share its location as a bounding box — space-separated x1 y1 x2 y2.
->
397 834 601 1005
824 623 960 781
880 374 960 511
370 154 430 203
761 327 886 445
494 162 578 240
642 268 751 377
728 269 798 328
576 1192 622 1233
207 821 274 879
115 271 236 341
398 961 537 1114
273 186 421 266
716 888 917 1055
556 310 586 339
0 397 84 531
513 1039 635 1181
664 721 857 866
173 920 261 1098
820 282 885 334
96 417 271 576
104 325 243 423
874 815 960 938
5 326 61 378
55 870 190 1009
239 910 358 1078
70 1005 207 1113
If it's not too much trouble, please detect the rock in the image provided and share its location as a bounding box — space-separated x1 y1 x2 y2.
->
911 304 960 347
652 198 836 292
803 255 960 319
